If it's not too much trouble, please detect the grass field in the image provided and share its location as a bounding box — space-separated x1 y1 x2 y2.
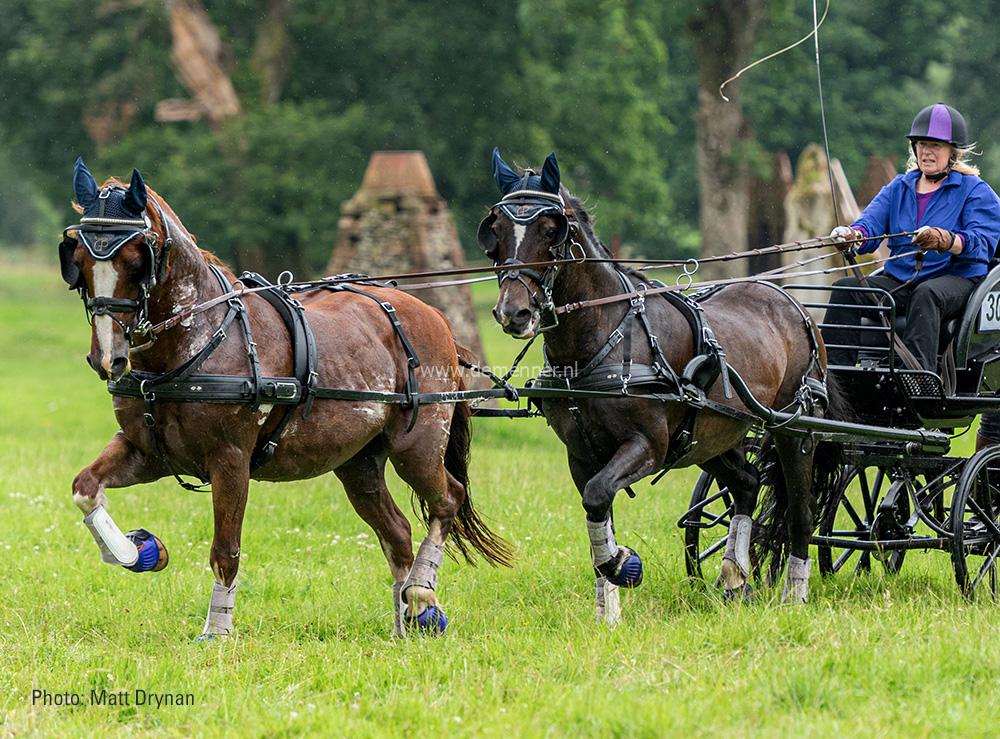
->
1 255 998 738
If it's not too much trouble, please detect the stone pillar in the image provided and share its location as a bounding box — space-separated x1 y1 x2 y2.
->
327 151 487 367
782 144 849 289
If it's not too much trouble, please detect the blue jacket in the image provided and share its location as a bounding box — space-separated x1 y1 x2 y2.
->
852 169 1000 282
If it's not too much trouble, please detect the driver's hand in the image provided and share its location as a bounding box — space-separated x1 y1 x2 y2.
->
829 225 861 250
914 225 956 253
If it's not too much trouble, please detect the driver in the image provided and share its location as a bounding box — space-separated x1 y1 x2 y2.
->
821 103 1000 372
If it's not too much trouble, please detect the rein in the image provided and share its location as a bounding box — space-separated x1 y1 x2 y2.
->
554 243 922 316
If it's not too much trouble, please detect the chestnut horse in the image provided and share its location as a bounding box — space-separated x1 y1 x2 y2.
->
481 150 828 618
61 160 511 639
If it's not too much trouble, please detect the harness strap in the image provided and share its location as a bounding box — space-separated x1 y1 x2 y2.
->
137 266 247 491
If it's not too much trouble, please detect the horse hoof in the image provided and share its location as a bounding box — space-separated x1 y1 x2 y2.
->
123 529 169 573
722 582 754 603
606 548 643 588
404 605 448 634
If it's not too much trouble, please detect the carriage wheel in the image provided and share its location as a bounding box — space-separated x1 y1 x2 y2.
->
816 464 908 576
682 434 779 583
951 446 1000 599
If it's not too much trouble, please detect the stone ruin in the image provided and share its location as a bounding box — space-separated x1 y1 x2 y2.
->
327 151 487 368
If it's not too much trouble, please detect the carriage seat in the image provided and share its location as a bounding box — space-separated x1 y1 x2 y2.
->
858 313 960 354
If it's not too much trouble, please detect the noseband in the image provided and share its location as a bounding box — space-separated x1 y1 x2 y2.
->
482 189 581 332
62 189 174 346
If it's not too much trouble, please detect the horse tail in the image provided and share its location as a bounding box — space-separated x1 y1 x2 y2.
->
441 386 515 568
813 371 850 528
751 436 789 581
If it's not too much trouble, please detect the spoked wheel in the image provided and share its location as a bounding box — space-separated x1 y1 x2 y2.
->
681 433 780 583
951 446 1000 599
816 464 908 576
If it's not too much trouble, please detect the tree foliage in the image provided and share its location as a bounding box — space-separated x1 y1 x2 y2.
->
1 0 998 269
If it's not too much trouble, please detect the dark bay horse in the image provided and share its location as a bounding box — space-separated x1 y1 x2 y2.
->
481 149 828 618
61 160 511 639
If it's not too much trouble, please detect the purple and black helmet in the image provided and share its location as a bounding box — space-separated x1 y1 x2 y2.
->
907 103 969 148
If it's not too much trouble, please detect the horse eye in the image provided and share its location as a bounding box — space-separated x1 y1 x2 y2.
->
544 227 557 238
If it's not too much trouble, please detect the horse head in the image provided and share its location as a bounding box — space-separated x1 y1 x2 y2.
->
479 147 573 338
59 158 172 381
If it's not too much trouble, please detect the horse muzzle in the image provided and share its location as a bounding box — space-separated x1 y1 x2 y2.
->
493 306 538 339
88 351 131 381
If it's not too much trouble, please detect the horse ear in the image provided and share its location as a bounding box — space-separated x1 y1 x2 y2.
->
492 147 521 194
540 152 560 194
123 168 148 213
58 233 82 290
73 157 98 209
477 213 499 258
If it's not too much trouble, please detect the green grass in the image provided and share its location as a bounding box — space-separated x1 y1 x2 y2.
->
0 256 996 738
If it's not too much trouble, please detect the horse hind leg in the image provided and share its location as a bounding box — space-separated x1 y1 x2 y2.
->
774 432 815 604
389 403 512 635
387 408 464 635
334 446 414 638
389 449 457 634
702 448 760 601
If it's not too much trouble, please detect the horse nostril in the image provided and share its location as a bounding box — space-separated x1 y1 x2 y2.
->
513 309 533 326
110 356 129 378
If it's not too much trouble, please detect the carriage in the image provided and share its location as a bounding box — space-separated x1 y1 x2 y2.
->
682 263 1000 598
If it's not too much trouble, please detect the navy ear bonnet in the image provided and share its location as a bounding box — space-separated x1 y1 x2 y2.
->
490 147 563 224
68 158 150 259
479 147 569 256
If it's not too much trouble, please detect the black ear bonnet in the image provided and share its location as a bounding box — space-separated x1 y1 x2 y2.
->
478 147 568 255
60 158 164 290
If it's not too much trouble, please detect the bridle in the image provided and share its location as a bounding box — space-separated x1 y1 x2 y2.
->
478 188 584 332
60 188 174 347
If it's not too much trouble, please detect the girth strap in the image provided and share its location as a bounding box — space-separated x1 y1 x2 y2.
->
238 272 320 469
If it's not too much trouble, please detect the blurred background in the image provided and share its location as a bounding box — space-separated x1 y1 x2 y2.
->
0 0 997 277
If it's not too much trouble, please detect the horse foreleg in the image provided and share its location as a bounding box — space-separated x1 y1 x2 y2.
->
199 455 251 640
567 456 619 623
774 433 815 604
335 449 414 638
578 436 659 619
701 449 760 600
72 431 168 569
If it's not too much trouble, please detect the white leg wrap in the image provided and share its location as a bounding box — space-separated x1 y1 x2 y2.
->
392 582 405 638
722 514 753 584
403 538 444 597
595 576 621 625
587 517 617 568
782 555 811 604
203 581 237 636
82 505 139 567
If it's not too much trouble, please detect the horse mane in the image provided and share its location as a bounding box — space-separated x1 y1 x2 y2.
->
562 187 647 282
75 177 224 266
142 184 225 265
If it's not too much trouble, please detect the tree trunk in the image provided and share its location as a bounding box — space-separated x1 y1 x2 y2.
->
166 0 241 125
251 0 292 104
688 1 768 279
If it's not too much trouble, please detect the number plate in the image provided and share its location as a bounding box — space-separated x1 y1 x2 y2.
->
980 291 1000 332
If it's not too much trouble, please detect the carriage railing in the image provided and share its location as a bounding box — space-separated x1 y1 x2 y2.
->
782 283 901 365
